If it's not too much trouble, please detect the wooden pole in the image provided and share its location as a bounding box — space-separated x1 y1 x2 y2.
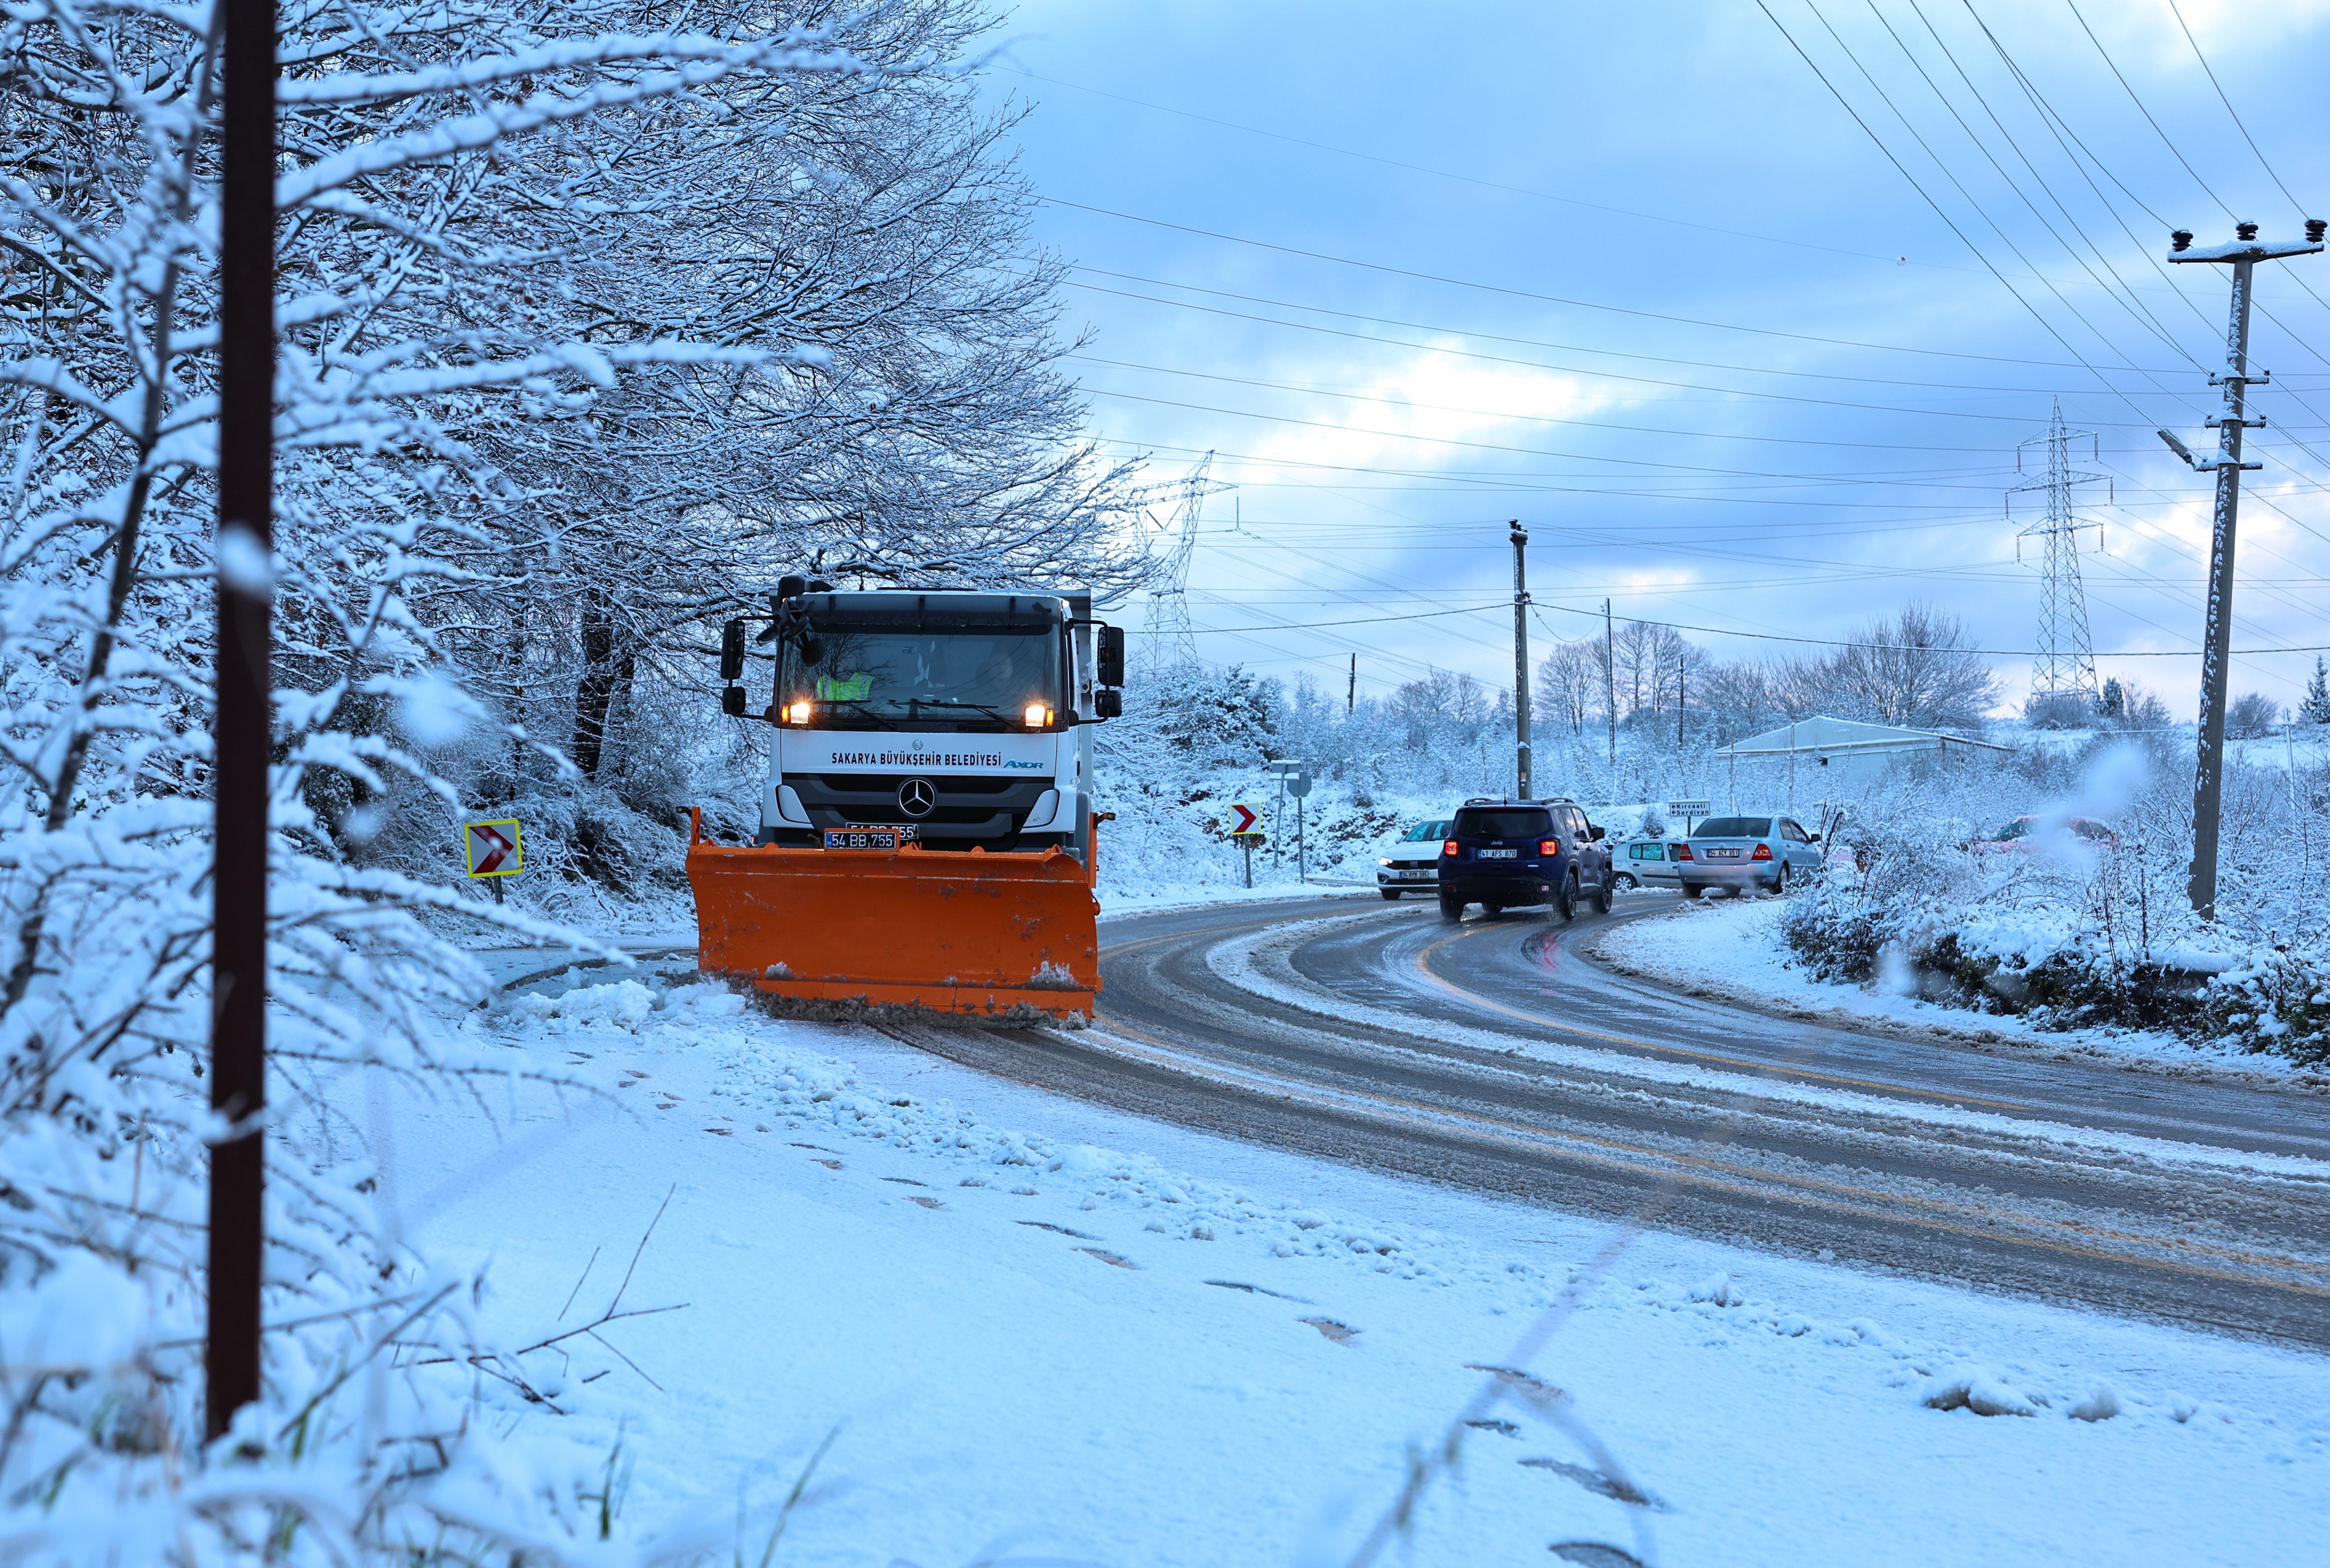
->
208 0 277 1443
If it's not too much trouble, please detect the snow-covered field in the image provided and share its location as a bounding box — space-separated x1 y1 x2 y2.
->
373 965 2330 1566
1594 896 2319 1083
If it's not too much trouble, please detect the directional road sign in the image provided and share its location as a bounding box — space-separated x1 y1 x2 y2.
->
1667 799 1712 815
1229 802 1262 836
464 818 523 877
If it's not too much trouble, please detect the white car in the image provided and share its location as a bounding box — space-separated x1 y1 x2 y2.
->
1612 833 1685 890
1377 817 1453 900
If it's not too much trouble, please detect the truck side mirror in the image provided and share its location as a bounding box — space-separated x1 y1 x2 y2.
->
776 574 807 601
720 686 746 717
1094 688 1123 720
1096 624 1125 689
719 618 745 681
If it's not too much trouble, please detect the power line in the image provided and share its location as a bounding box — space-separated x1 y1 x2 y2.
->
2061 0 2236 219
2163 0 2311 219
1067 264 2196 389
1781 0 2172 414
1529 597 2328 656
1067 279 2200 425
1041 194 2192 368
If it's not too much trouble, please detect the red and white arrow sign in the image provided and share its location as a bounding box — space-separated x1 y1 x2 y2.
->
1229 803 1259 835
465 819 520 876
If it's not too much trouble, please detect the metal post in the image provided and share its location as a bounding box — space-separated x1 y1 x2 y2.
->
1297 792 1306 882
1347 652 1356 715
209 0 276 1443
1242 837 1252 889
1603 598 1616 775
1677 654 1686 749
1272 772 1283 872
2163 220 2323 919
1510 522 1532 800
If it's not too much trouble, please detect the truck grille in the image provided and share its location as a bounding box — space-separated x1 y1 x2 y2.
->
788 772 1052 839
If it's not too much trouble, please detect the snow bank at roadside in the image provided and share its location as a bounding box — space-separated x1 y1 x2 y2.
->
1596 897 2315 1080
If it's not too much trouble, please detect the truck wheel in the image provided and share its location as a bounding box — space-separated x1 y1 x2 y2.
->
1592 875 1614 915
1438 890 1465 921
1380 888 1402 901
1553 873 1577 922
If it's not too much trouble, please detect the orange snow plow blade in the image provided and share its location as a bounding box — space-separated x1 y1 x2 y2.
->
685 809 1100 1018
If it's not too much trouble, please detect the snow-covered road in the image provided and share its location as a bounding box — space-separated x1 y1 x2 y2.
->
1022 895 2330 1347
374 926 2330 1566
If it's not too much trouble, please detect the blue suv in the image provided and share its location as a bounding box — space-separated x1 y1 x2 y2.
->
1437 798 1614 922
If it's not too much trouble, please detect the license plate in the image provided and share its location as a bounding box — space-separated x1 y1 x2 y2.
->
1477 848 1517 859
1705 847 1740 859
823 826 918 849
1397 868 1433 880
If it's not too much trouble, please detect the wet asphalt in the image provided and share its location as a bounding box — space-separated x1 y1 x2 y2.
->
884 892 2330 1349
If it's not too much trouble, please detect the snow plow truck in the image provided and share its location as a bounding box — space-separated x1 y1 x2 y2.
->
687 578 1125 1019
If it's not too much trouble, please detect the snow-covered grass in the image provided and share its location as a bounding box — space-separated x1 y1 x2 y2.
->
355 970 2330 1566
1596 896 2324 1082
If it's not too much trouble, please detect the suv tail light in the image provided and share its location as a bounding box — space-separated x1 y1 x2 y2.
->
1443 839 1458 857
1675 843 1693 860
1540 839 1559 855
1751 842 1773 861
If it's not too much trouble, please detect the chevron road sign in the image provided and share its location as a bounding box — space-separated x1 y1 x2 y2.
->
464 818 523 878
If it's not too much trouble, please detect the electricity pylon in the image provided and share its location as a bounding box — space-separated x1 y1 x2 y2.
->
2010 401 2107 708
1119 452 1234 668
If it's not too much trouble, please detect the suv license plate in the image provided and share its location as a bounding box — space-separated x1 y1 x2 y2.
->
823 826 919 849
1477 847 1517 859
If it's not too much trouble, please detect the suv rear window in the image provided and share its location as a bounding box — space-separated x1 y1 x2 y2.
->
1455 808 1551 839
1692 817 1771 838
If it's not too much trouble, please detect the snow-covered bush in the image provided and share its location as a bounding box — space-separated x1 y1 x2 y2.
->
1776 736 2329 1064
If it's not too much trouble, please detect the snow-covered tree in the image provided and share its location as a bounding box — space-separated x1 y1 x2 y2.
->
2301 657 2330 726
1 1 1127 1558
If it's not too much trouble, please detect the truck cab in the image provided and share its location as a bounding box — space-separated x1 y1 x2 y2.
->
735 586 1120 860
689 579 1125 1019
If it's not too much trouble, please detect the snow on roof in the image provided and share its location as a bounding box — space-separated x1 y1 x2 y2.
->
1716 715 2014 758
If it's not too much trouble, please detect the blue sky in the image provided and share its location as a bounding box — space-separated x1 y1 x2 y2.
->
974 0 2330 718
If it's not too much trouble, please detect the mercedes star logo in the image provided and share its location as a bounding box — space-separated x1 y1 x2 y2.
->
897 778 936 819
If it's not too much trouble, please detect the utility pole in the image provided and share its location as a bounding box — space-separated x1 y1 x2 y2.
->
210 0 276 1442
1347 652 1356 715
1603 598 1617 773
1510 523 1532 799
1677 653 1686 749
2162 219 2324 919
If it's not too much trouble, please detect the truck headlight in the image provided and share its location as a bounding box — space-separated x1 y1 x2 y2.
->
1023 703 1052 728
785 700 811 724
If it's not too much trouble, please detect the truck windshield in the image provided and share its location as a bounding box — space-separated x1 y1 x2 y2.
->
780 624 1066 729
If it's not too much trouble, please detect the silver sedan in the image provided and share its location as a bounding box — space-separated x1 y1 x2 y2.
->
1677 814 1824 898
